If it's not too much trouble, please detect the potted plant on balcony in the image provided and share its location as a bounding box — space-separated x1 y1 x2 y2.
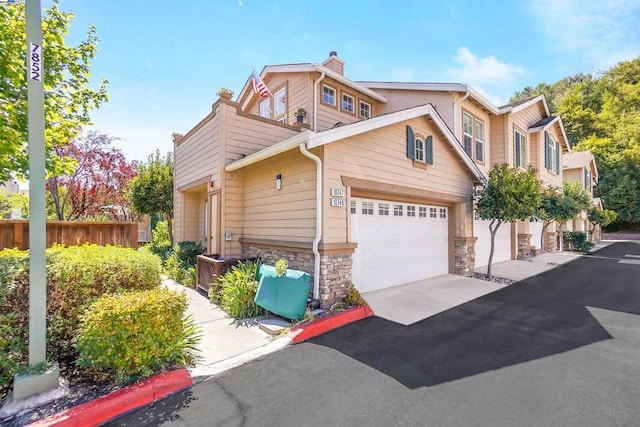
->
217 87 234 100
295 107 307 123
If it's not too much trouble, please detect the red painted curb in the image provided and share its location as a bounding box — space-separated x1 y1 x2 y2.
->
292 305 375 343
27 369 192 427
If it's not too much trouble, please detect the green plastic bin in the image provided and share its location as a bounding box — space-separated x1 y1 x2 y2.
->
254 265 310 320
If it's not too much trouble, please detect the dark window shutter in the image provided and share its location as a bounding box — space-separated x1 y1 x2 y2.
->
406 125 415 159
544 132 551 169
515 133 521 166
426 135 433 164
555 141 560 173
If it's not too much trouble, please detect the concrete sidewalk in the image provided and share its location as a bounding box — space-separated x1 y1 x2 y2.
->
162 279 292 378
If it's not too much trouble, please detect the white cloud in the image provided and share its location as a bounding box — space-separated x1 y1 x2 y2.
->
530 0 640 68
447 47 525 85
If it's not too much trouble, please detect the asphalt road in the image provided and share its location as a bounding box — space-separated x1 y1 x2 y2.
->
106 242 640 427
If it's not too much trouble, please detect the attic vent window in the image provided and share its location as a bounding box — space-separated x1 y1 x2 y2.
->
359 101 371 119
322 85 336 106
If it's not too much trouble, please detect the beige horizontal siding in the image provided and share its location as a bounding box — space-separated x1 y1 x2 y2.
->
324 116 474 243
242 151 317 243
174 113 221 189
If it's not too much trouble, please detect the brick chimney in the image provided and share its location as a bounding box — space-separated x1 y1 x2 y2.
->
321 51 345 75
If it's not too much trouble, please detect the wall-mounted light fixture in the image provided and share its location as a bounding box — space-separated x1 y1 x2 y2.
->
276 174 282 190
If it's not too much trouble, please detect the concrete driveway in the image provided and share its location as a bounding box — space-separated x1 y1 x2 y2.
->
363 250 589 326
362 274 506 325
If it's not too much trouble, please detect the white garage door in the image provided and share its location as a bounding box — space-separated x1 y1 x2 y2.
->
351 198 449 293
474 215 512 267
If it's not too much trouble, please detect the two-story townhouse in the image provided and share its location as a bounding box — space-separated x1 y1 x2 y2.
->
356 84 571 259
174 52 571 306
562 150 601 240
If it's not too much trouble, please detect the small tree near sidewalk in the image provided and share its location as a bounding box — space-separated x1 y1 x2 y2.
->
476 163 541 280
129 150 175 245
538 179 591 251
587 207 617 241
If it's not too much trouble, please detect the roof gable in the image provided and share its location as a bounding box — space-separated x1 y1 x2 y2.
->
227 104 485 182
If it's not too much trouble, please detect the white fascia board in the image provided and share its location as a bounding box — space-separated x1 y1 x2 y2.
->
556 116 571 152
225 131 312 172
358 81 469 93
506 94 550 116
528 116 559 133
466 87 500 115
314 65 388 103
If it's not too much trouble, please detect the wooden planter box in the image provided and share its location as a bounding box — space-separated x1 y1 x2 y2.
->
195 254 257 294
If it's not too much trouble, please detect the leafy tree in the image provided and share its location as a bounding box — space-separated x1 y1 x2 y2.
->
0 1 108 182
511 56 640 229
129 151 174 245
538 180 591 251
587 207 617 241
476 163 541 279
46 131 137 220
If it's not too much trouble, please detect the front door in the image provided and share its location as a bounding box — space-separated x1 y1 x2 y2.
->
209 193 219 255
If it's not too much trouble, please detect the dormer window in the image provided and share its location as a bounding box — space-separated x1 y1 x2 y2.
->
342 93 355 113
514 129 526 168
322 85 336 106
359 101 371 119
415 138 425 162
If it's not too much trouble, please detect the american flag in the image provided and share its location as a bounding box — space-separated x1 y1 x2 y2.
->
251 70 270 97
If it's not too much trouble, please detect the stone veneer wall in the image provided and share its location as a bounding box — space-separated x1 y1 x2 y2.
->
454 237 476 276
517 233 533 259
546 231 558 253
241 243 353 307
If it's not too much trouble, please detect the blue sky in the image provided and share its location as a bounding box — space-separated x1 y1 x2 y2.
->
44 0 640 163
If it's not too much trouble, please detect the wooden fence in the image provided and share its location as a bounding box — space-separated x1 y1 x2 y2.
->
0 220 138 250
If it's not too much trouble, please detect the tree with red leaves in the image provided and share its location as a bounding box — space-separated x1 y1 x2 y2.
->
46 131 138 221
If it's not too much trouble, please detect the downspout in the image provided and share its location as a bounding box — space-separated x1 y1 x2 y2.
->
299 143 322 300
452 88 470 137
313 71 326 132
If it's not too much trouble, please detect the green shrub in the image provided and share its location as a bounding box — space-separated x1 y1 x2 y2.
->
77 288 200 383
0 245 162 398
563 231 595 253
164 241 204 286
147 220 172 262
344 285 364 307
213 261 265 319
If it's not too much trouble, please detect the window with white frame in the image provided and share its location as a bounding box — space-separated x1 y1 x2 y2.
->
322 85 336 106
274 87 286 116
260 99 270 118
359 101 371 118
439 208 447 219
362 201 374 215
419 206 427 217
350 200 356 214
342 93 354 113
429 207 437 218
407 206 416 217
393 204 403 216
584 169 591 190
545 132 560 173
463 112 473 157
415 138 425 162
475 119 484 162
514 129 526 168
378 203 389 216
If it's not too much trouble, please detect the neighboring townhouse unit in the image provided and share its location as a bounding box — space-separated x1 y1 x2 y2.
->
174 52 571 306
562 150 601 239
